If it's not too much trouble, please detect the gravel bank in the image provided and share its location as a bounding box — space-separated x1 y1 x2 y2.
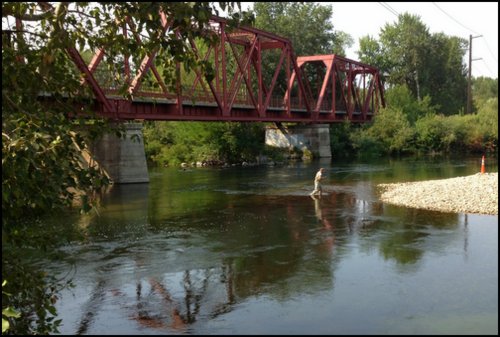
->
378 172 498 215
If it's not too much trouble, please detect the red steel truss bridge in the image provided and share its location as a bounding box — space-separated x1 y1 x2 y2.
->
64 15 385 123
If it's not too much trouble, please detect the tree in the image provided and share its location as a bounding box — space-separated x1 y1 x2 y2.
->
143 120 267 166
253 2 352 57
383 84 436 126
379 13 431 101
473 76 498 108
424 33 467 115
358 12 468 116
2 2 249 333
357 35 390 81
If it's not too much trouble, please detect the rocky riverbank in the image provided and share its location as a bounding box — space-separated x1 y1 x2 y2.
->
378 172 498 215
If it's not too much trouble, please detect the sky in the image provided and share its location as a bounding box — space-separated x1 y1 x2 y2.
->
241 2 498 79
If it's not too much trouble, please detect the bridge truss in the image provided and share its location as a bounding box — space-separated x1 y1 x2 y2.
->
55 15 385 122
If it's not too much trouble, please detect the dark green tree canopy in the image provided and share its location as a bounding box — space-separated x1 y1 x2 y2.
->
357 12 468 115
473 77 498 107
252 2 353 57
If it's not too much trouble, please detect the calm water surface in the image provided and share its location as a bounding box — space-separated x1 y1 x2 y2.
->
37 156 498 335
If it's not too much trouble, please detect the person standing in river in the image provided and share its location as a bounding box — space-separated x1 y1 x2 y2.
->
310 168 325 196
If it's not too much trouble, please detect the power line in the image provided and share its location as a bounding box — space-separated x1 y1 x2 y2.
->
377 2 398 17
473 62 487 78
481 39 498 63
431 3 497 78
432 2 481 35
479 59 495 77
382 2 399 16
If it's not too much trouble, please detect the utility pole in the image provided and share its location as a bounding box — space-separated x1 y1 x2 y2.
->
467 34 482 114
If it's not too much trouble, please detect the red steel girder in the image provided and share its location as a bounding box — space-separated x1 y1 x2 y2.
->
295 54 385 122
59 13 384 123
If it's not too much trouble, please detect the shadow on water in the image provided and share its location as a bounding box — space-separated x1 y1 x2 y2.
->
34 156 497 335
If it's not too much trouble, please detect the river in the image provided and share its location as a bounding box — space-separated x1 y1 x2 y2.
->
34 155 498 335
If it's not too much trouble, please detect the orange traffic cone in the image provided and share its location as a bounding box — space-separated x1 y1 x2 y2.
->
481 155 485 174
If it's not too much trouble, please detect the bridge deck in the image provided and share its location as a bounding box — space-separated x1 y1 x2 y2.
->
97 94 374 123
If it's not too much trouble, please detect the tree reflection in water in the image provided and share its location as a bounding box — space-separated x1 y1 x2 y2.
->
50 166 470 334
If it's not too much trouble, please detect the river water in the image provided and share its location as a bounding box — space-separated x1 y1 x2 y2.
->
36 156 497 335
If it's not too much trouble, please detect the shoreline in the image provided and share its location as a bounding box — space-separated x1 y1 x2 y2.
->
378 172 498 215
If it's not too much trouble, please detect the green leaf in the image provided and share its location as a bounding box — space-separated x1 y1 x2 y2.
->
2 318 10 333
2 307 21 318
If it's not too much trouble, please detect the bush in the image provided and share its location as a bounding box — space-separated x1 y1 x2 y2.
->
415 114 453 152
350 126 386 157
353 107 415 155
143 121 266 166
384 84 436 125
329 121 356 157
263 145 287 162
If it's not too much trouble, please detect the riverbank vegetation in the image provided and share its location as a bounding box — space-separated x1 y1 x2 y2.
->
331 79 498 158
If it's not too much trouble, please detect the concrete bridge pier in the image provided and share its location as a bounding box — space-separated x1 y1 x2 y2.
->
265 124 332 158
90 122 149 184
